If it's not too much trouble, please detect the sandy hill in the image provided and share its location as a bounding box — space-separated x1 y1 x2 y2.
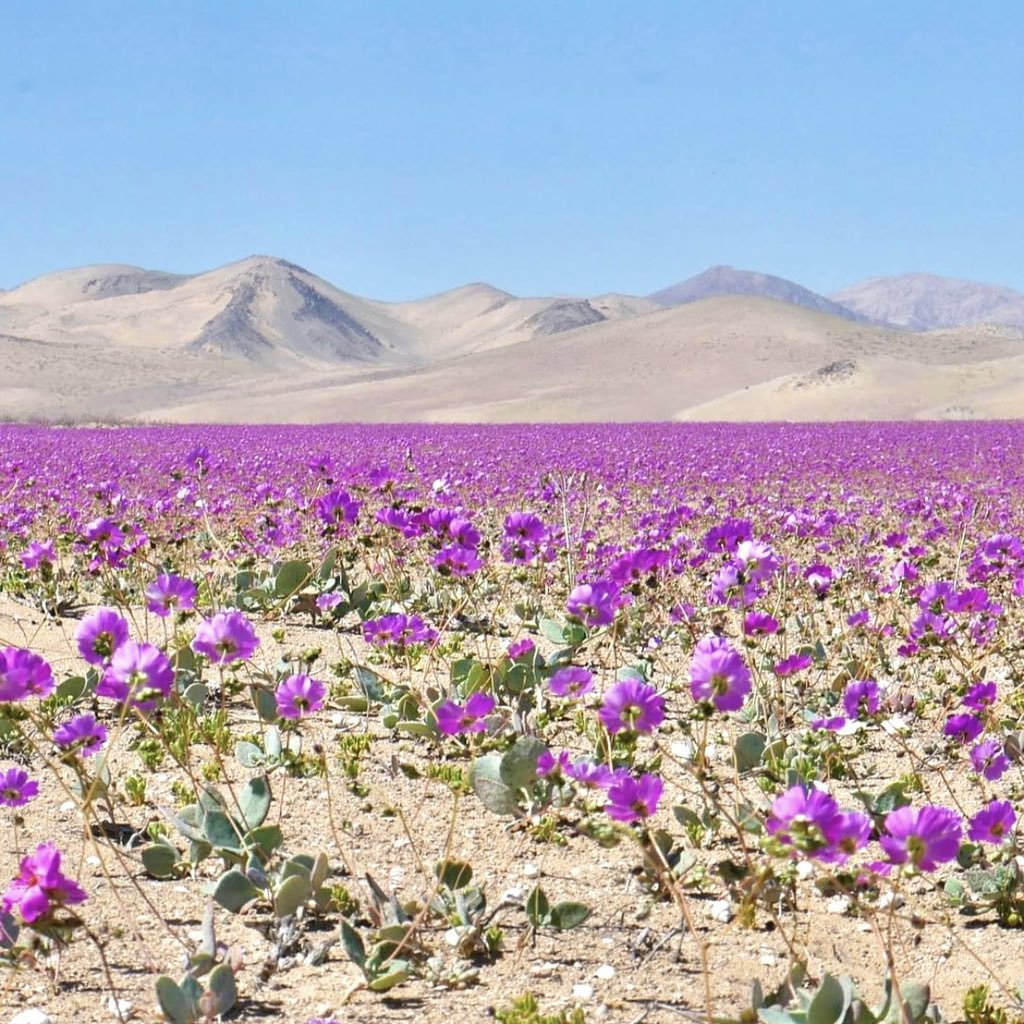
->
831 273 1024 330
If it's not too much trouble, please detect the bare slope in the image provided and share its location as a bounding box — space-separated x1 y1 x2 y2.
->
831 273 1024 330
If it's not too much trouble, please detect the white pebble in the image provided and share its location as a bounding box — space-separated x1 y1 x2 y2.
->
760 953 778 966
707 899 734 923
106 996 133 1017
573 983 595 1000
522 863 540 878
595 964 616 980
826 896 851 915
59 801 76 814
10 1011 52 1024
878 892 904 910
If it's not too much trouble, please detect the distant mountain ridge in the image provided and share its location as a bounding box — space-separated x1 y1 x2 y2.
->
648 264 863 322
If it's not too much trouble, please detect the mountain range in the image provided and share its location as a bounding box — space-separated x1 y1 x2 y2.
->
2 256 1024 422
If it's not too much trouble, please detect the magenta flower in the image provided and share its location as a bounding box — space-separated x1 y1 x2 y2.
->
880 805 962 871
605 772 663 823
21 540 56 571
548 666 594 699
962 681 997 712
275 674 326 720
362 614 438 649
436 692 495 736
97 641 174 711
774 653 813 678
2 843 87 924
507 638 536 660
433 544 483 577
536 750 571 780
689 636 752 712
743 611 779 636
0 648 55 702
566 579 623 627
944 713 984 744
53 714 107 757
598 679 665 734
192 611 260 664
970 739 1010 781
145 574 197 617
968 801 1016 844
314 489 360 529
564 759 619 789
0 767 39 807
843 679 881 719
75 608 130 666
766 785 842 856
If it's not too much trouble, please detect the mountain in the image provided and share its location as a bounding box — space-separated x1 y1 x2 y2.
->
649 265 862 322
830 273 1024 330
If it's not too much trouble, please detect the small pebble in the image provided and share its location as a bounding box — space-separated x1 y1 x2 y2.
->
573 983 595 1000
595 964 616 980
106 996 133 1017
10 1011 52 1024
760 953 778 966
878 892 904 910
522 863 540 878
59 800 76 814
707 899 734 923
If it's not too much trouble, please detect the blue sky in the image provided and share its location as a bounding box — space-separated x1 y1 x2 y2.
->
2 1 1021 299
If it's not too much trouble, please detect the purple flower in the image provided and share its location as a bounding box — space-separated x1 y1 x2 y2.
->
743 612 779 636
818 811 872 864
0 648 55 702
275 674 326 720
433 544 483 577
97 641 174 711
2 843 87 924
880 805 962 871
766 785 842 856
970 739 1010 781
536 750 571 780
362 614 438 649
689 636 752 712
145 574 197 617
968 800 1016 844
75 608 130 666
507 638 535 660
811 715 847 731
843 679 881 719
549 666 594 699
53 714 107 757
21 540 56 571
564 759 618 789
774 653 813 678
0 767 39 807
566 580 623 627
598 679 665 734
605 772 663 823
316 593 344 612
962 681 997 712
944 713 984 744
436 692 495 736
314 489 360 529
192 611 260 664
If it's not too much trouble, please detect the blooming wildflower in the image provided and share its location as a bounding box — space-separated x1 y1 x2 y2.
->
564 759 618 789
0 648 55 701
608 548 666 587
702 518 752 554
843 679 881 719
846 609 870 628
2 843 87 924
53 714 107 757
316 593 344 612
433 544 483 576
536 750 572 780
970 739 1010 781
689 636 752 712
804 563 834 597
75 608 129 666
774 653 813 678
962 681 997 712
944 713 984 744
97 641 174 711
504 512 546 543
21 540 56 571
436 692 495 736
507 638 535 660
811 715 847 732
605 773 663 823
735 540 781 582
362 613 438 649
566 580 622 627
192 611 260 664
743 611 779 636
880 805 962 871
314 489 360 529
275 674 326 720
145 573 197 617
0 767 39 807
598 679 665 735
817 811 872 863
548 666 594 699
766 785 842 856
968 800 1016 844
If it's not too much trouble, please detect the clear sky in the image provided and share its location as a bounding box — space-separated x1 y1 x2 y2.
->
2 1 1021 299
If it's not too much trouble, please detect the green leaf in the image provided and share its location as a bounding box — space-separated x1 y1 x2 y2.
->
340 918 366 968
141 842 180 879
470 755 519 816
526 885 550 927
539 618 566 643
274 559 311 598
265 726 283 758
161 804 206 843
251 686 279 723
499 735 547 790
234 741 265 768
354 666 386 702
435 859 473 890
238 775 272 830
155 976 195 1024
182 682 208 708
759 1010 800 1024
395 720 435 738
213 868 261 913
549 901 591 929
203 810 243 852
734 732 767 773
206 963 238 1015
898 983 931 1024
368 962 410 992
273 873 310 919
562 623 588 646
55 675 86 701
808 974 849 1024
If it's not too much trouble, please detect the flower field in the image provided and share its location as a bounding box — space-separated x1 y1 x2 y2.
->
4 422 1024 1023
